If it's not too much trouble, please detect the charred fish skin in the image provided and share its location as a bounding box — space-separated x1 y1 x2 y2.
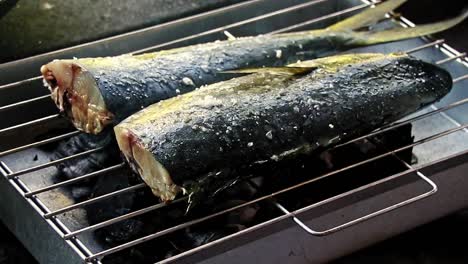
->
40 0 468 134
114 53 452 201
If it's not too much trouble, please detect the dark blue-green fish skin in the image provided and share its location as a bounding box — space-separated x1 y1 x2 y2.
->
115 54 452 201
85 32 350 123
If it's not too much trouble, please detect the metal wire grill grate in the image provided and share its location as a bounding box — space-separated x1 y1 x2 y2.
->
0 0 468 263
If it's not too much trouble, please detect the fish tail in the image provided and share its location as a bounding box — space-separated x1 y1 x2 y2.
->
353 8 468 45
327 0 407 31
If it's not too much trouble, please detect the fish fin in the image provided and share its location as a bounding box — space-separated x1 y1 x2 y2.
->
328 0 407 31
289 53 386 69
222 66 317 76
355 8 468 45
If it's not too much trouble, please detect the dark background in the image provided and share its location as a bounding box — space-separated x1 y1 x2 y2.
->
0 0 467 263
0 0 245 63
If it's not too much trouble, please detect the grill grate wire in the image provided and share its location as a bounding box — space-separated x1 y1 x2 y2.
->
0 0 467 263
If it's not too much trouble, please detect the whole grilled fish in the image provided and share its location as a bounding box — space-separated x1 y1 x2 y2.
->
114 53 452 202
40 0 466 134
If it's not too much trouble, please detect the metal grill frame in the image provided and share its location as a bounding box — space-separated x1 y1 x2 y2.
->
1 0 468 263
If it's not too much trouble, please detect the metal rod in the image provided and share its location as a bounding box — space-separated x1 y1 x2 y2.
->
436 52 466 65
0 114 60 134
155 157 444 263
404 39 444 54
388 2 468 69
84 196 267 261
246 181 299 224
44 183 147 218
64 196 188 239
270 124 467 210
0 76 41 90
454 74 468 83
433 105 468 133
0 130 80 158
267 2 373 35
334 97 468 149
396 156 436 196
46 169 261 218
274 202 308 230
1 161 94 261
82 122 468 261
159 212 291 264
0 94 50 113
282 142 438 236
292 168 437 232
24 163 126 197
132 0 336 54
6 147 105 179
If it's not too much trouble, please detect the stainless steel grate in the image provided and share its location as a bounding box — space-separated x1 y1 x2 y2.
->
1 0 468 263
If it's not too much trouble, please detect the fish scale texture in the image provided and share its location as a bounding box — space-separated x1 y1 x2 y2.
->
120 55 451 187
81 33 340 123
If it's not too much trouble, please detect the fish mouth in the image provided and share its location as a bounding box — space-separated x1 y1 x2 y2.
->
40 60 114 134
114 126 183 202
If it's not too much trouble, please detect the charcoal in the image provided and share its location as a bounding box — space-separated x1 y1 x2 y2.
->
85 170 143 244
50 128 121 203
70 186 92 201
52 129 118 180
269 124 415 210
